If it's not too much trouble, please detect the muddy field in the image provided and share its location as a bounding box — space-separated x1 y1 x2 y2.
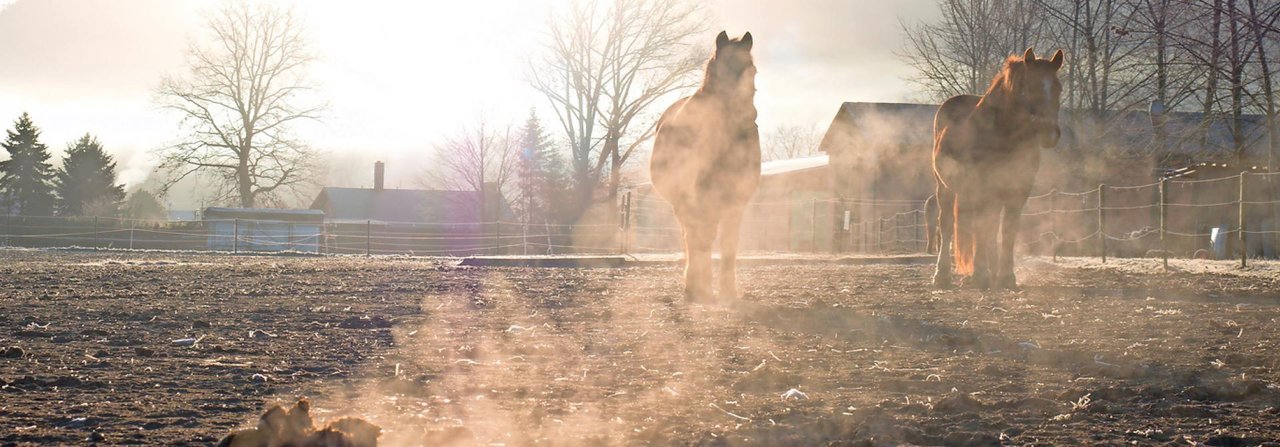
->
1 249 1278 446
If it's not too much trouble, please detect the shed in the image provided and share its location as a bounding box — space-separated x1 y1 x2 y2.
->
202 207 325 253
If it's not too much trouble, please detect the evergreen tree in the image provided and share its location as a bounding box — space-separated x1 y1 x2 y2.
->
123 190 168 221
0 113 56 216
54 134 126 216
516 110 572 224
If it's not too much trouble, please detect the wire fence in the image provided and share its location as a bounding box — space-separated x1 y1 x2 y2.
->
2 171 1278 263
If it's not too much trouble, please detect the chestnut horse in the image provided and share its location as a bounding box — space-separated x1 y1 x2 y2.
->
650 31 759 300
933 48 1064 289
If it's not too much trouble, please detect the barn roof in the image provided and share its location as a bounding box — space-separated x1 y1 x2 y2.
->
819 101 1269 159
309 187 515 224
761 154 828 176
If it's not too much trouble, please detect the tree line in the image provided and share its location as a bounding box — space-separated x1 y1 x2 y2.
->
901 0 1280 167
0 113 167 220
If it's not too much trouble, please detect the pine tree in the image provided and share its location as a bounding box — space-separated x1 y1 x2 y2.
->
0 113 56 216
516 110 572 225
54 134 126 216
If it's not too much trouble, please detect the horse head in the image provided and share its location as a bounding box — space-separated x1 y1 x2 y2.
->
1005 48 1064 148
704 31 756 99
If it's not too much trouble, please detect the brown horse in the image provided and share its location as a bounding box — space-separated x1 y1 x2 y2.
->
932 48 1064 289
650 31 760 301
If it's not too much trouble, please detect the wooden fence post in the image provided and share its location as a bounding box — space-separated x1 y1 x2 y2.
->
1240 172 1248 268
1159 178 1168 270
233 218 239 254
1050 189 1058 262
495 221 502 256
365 219 371 257
92 216 99 249
1098 185 1107 263
876 217 882 253
810 198 818 252
914 208 921 253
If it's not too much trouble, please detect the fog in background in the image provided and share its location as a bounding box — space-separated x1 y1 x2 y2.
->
0 0 936 209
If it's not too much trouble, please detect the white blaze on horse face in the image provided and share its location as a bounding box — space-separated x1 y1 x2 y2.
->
1043 78 1054 111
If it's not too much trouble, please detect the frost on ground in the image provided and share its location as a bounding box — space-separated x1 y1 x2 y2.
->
0 250 1278 446
1030 255 1280 281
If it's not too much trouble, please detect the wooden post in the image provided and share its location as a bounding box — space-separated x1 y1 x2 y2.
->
233 218 239 254
876 216 883 253
92 216 99 249
365 219 371 257
1159 179 1168 270
129 222 135 250
1240 172 1248 268
1050 189 1058 262
495 220 502 256
1098 185 1107 263
914 208 922 253
810 198 818 252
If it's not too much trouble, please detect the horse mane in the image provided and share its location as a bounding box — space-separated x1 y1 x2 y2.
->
697 53 722 94
981 55 1027 103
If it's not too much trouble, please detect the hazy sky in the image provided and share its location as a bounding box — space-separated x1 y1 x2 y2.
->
0 0 938 199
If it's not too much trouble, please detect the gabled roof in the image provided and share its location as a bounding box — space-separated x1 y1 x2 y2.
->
309 187 514 224
819 102 936 155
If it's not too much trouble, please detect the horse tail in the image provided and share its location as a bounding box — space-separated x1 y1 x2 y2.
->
952 197 975 275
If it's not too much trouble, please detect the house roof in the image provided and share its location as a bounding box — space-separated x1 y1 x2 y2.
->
819 101 1270 159
309 187 514 224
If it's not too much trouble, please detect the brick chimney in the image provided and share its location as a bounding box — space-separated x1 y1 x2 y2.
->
374 161 385 191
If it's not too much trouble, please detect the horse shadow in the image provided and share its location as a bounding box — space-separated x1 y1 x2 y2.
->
728 299 1274 406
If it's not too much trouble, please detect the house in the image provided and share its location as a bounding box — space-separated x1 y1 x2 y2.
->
308 162 517 255
310 162 514 224
202 207 324 253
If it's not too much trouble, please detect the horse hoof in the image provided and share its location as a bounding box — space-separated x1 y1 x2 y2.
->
932 275 954 289
996 277 1019 291
684 286 713 302
962 275 991 290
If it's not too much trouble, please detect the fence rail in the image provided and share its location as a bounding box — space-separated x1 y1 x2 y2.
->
2 171 1278 262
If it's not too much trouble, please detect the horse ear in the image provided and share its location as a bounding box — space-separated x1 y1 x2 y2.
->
1023 47 1036 61
741 32 753 50
716 31 729 49
1049 49 1065 70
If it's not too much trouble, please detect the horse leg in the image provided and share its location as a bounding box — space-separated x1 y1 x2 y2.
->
971 205 997 290
977 206 998 289
932 187 955 288
717 204 745 300
925 195 940 255
683 217 714 301
996 201 1026 290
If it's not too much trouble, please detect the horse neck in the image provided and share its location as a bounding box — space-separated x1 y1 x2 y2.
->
695 86 756 127
972 84 1022 136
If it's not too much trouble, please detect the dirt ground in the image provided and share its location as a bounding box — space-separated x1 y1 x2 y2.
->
1 249 1278 446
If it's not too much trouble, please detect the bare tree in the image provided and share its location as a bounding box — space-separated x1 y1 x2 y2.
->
900 0 1047 101
530 0 705 217
425 119 519 221
762 124 823 162
156 2 321 208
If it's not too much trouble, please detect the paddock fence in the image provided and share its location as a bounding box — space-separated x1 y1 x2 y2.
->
0 171 1277 262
